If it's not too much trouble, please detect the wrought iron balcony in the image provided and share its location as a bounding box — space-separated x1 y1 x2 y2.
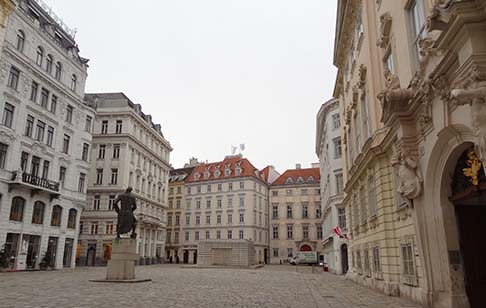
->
20 172 60 191
9 171 61 200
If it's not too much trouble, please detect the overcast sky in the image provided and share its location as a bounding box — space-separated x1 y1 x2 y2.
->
46 0 337 173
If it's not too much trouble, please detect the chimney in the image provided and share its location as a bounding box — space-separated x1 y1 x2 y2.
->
296 163 301 170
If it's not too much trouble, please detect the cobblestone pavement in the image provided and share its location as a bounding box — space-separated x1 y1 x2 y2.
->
0 264 422 308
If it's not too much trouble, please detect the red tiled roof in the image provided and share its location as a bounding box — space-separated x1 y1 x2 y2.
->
186 156 265 183
271 168 320 186
260 166 271 182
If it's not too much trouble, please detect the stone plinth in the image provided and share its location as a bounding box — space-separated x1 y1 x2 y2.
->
106 238 138 280
90 238 151 283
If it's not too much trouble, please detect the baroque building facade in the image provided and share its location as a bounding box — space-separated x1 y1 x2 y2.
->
334 0 486 307
77 93 171 266
0 0 95 269
269 165 322 264
315 98 346 274
181 155 273 265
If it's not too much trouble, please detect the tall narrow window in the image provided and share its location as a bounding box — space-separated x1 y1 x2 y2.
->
59 166 66 187
67 209 77 229
7 67 20 90
62 134 70 154
42 160 49 179
354 112 361 153
0 143 8 169
46 55 53 74
16 30 25 52
30 81 38 102
409 0 426 65
98 144 106 159
96 168 103 184
46 126 54 146
36 46 44 66
51 205 62 226
82 143 89 161
286 225 293 239
55 62 62 80
361 94 370 140
70 74 77 91
93 195 100 210
332 113 340 129
115 120 122 134
24 115 34 137
113 144 120 159
9 197 25 221
78 173 86 192
302 225 309 239
50 95 57 114
333 137 342 158
111 168 118 184
35 120 45 142
66 105 73 123
338 207 346 229
40 88 49 108
360 187 367 223
31 201 45 224
30 156 40 176
2 103 15 128
20 152 29 171
368 176 377 217
286 203 293 218
85 115 92 132
101 120 108 134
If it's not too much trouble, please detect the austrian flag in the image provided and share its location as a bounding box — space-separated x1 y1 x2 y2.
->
333 226 348 240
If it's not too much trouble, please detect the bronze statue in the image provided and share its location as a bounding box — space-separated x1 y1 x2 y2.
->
114 187 137 238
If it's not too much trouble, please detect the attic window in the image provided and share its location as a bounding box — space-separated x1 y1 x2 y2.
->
205 166 210 171
225 168 231 176
204 171 210 179
285 178 294 184
296 177 304 184
214 170 221 178
235 167 241 176
194 173 201 180
307 176 315 183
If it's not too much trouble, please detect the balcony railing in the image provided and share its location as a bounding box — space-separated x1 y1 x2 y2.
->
18 172 60 192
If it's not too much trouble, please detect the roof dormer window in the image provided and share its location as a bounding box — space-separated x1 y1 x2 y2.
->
224 168 231 176
214 170 221 178
296 177 304 184
285 177 294 184
194 172 201 180
235 167 241 176
204 171 210 179
307 176 315 183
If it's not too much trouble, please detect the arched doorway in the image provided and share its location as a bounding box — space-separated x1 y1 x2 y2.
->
300 244 312 251
450 147 486 307
86 246 96 266
183 250 189 264
341 244 348 274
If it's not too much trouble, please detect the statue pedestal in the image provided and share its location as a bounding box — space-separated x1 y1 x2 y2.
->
90 238 151 283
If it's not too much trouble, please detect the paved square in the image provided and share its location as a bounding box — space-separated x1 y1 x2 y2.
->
0 265 421 308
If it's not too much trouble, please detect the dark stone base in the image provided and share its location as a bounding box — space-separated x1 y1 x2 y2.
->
89 278 152 283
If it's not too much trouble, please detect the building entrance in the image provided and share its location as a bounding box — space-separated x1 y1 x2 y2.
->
451 148 486 308
341 244 348 274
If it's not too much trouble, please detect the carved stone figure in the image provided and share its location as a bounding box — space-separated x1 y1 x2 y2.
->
114 187 138 238
450 66 486 167
392 150 424 200
377 12 392 48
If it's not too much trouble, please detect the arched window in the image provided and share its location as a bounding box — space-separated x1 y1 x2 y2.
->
296 177 304 184
70 74 77 91
51 205 62 227
46 55 53 74
9 197 25 222
307 176 315 183
36 46 44 66
55 62 62 80
67 208 77 229
31 201 45 224
285 177 294 184
16 30 25 52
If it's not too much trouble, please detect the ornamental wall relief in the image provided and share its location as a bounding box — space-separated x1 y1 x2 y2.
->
450 65 486 167
392 149 424 201
377 12 392 48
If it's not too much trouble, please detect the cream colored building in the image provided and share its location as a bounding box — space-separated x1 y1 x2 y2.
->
182 155 274 264
269 165 322 264
334 0 486 307
78 93 171 266
0 0 94 270
166 164 197 263
316 98 346 274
